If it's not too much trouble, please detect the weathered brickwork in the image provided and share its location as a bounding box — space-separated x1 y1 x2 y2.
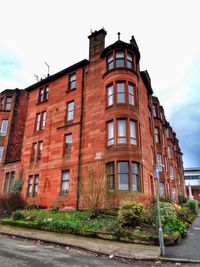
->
0 29 185 208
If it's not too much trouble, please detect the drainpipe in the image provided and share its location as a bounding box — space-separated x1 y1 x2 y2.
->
76 67 85 210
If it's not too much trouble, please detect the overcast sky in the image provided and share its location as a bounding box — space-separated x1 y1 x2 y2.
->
0 0 199 168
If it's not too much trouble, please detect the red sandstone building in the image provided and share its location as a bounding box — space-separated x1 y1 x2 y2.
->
0 29 185 209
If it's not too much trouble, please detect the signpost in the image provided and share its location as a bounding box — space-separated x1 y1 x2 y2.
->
154 165 165 256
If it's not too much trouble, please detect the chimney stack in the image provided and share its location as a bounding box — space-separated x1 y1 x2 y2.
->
88 28 107 61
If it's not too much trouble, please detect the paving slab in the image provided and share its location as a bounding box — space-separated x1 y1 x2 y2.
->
0 224 160 260
165 214 200 261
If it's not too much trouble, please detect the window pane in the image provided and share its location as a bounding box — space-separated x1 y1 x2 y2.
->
38 142 43 160
107 85 113 106
9 172 15 192
132 163 140 191
107 121 114 145
0 146 4 161
69 73 76 90
130 121 136 145
34 175 39 196
116 51 125 68
4 173 9 193
153 104 157 117
132 162 139 174
61 171 70 194
117 82 125 103
44 86 49 100
42 111 46 129
67 102 74 121
160 182 165 198
116 51 124 58
0 120 8 136
106 162 115 190
65 134 72 153
118 161 128 174
118 162 129 190
5 97 12 110
27 176 33 196
118 120 126 143
118 174 129 190
127 53 133 69
156 154 162 171
107 54 113 70
128 84 134 105
36 113 41 131
32 143 37 161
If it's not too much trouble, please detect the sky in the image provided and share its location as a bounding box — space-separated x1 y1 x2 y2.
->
0 0 199 168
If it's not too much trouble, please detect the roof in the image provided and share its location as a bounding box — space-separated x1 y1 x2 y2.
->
0 88 23 95
140 70 153 95
101 40 140 62
25 59 89 92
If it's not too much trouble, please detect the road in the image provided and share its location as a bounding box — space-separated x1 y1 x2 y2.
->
0 234 199 267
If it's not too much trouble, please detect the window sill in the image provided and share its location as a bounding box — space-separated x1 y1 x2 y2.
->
0 109 11 112
66 88 76 94
34 129 45 135
60 193 69 196
102 67 139 79
36 99 48 105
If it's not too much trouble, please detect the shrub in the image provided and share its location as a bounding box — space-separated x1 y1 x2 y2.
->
25 203 39 210
118 200 149 227
0 193 26 216
178 207 192 223
164 220 187 237
151 201 177 226
187 200 198 215
12 210 25 220
178 194 188 206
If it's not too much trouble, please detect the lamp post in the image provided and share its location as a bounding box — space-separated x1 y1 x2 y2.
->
154 165 165 256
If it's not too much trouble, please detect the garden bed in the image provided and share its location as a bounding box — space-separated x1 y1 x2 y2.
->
0 209 180 246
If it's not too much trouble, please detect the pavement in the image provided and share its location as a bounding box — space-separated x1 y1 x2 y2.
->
1 215 200 264
0 224 160 260
163 213 200 262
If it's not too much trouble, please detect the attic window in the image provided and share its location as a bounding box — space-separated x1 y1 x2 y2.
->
106 50 134 71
